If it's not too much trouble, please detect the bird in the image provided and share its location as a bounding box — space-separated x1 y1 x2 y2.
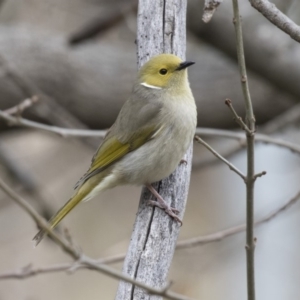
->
33 53 197 245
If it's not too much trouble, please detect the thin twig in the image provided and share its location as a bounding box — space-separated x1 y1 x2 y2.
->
1 188 299 280
0 110 106 137
193 142 245 169
4 96 39 115
0 177 196 300
249 0 300 43
0 177 80 259
1 109 300 156
194 102 300 170
195 128 300 154
177 189 300 249
0 55 99 148
253 171 267 180
194 135 246 180
0 253 126 279
225 98 251 134
232 0 256 299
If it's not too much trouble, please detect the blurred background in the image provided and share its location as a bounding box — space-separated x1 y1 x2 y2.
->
0 0 300 299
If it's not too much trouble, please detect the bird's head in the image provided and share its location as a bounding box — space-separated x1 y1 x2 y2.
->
138 54 194 91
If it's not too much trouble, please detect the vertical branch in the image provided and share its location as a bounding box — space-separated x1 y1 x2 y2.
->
232 1 256 300
232 1 255 128
115 1 190 299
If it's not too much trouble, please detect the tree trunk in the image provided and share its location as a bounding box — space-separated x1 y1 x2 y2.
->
115 0 190 299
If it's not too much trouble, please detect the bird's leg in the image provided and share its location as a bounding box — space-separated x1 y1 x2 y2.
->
146 184 182 225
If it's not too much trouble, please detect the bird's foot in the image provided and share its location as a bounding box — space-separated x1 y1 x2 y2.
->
146 184 182 225
147 200 182 225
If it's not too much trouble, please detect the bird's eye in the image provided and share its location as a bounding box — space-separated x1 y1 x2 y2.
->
159 68 168 75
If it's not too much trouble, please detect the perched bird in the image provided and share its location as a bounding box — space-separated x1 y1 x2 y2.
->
33 53 197 245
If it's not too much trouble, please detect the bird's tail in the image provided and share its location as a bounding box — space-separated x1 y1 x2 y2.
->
33 182 94 246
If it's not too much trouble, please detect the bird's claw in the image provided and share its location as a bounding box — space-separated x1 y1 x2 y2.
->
147 200 182 225
179 159 187 166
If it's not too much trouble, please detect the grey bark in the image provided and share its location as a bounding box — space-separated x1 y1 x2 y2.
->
115 1 190 299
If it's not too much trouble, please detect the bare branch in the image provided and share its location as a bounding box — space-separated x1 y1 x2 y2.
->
1 108 300 155
202 0 223 23
194 135 246 180
249 0 300 43
225 98 251 134
232 0 257 299
0 177 80 259
253 171 267 180
177 189 300 249
0 252 128 280
0 55 99 148
0 263 75 280
195 128 300 154
1 189 299 280
0 110 106 137
0 177 196 300
194 101 300 170
4 96 39 115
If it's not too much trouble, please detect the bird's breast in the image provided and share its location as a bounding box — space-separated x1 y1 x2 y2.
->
114 94 197 185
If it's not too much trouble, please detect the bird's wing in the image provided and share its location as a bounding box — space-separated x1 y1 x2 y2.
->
73 124 161 189
91 124 160 171
75 92 163 188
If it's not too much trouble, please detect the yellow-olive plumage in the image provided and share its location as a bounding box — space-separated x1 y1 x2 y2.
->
33 53 197 245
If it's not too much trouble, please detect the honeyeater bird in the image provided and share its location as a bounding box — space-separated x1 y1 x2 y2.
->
33 53 197 245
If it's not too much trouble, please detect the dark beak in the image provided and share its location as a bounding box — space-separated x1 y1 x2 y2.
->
176 61 195 71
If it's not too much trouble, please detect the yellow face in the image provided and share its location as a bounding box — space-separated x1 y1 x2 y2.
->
138 54 194 89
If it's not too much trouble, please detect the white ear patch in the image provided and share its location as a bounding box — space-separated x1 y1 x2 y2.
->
140 82 162 90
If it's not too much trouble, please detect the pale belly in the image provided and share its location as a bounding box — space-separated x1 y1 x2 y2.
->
113 124 194 185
